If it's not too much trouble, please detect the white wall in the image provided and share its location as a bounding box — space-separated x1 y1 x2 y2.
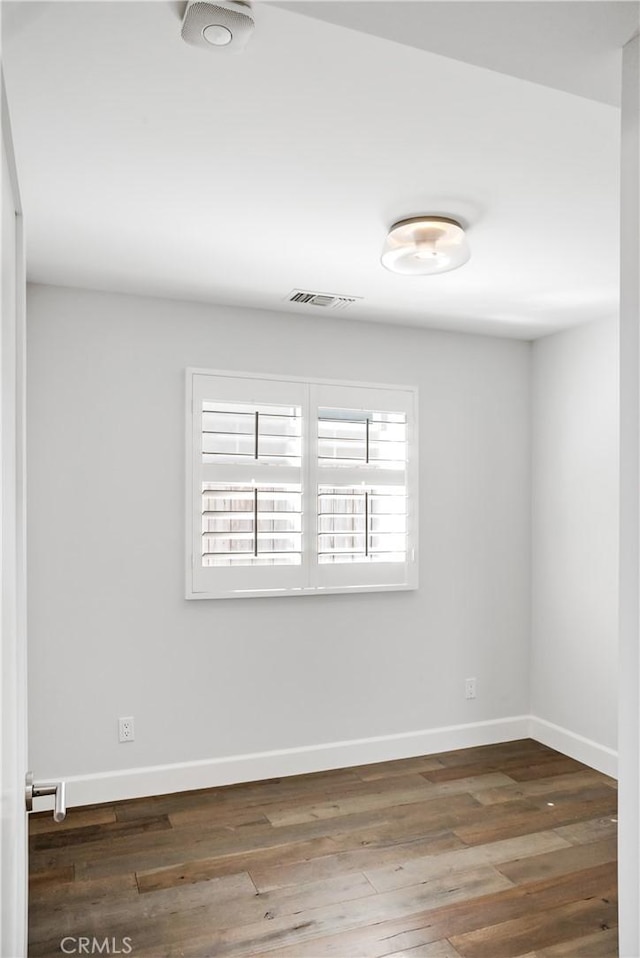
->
531 317 619 761
26 283 531 802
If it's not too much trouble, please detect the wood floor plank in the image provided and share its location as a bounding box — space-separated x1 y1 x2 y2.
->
29 870 253 947
29 806 117 834
506 758 592 782
238 922 459 958
186 768 364 806
555 816 618 846
29 873 145 945
524 785 618 810
496 836 617 885
419 762 520 785
362 830 572 893
28 866 74 893
113 786 275 823
519 926 619 957
262 781 451 827
151 869 379 933
432 740 555 768
472 771 616 806
449 894 617 958
351 756 448 781
30 814 172 851
168 806 270 829
417 773 520 801
424 755 588 786
452 794 617 846
28 741 618 958
136 835 343 893
29 873 138 910
379 941 463 958
248 829 464 893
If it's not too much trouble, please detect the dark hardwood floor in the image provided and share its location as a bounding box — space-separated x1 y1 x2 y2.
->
28 739 618 958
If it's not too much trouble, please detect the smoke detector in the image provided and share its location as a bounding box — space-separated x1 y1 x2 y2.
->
181 1 255 53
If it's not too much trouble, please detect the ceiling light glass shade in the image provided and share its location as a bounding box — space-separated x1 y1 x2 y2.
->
381 216 470 275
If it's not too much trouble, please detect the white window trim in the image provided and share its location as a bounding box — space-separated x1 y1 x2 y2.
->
186 367 419 599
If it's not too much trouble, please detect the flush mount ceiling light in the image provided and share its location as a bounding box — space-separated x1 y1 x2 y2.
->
381 216 470 276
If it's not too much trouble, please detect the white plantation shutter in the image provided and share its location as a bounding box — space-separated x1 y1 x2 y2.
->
310 383 416 592
190 374 306 597
187 371 418 599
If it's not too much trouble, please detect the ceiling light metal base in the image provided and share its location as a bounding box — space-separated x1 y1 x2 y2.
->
381 215 470 275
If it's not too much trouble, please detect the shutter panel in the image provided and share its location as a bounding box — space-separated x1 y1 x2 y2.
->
190 374 306 597
310 383 417 592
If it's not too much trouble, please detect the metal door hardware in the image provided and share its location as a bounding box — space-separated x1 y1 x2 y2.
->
25 771 66 822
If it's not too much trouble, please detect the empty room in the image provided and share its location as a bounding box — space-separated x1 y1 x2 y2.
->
1 2 639 957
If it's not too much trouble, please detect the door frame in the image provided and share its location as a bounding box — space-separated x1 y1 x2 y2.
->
1 69 28 958
619 29 640 958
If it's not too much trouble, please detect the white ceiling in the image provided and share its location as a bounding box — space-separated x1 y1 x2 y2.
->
276 2 639 106
2 1 636 339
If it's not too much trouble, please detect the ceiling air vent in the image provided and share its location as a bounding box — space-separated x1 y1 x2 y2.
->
287 290 361 311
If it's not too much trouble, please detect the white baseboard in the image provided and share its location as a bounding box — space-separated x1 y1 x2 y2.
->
58 715 530 808
40 713 617 810
528 715 618 778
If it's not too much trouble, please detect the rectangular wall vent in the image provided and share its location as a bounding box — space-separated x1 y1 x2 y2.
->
287 290 361 311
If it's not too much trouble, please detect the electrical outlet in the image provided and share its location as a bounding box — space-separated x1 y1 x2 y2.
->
118 716 135 743
465 677 477 700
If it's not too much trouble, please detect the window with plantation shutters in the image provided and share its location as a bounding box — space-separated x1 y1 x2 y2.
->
187 370 418 599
